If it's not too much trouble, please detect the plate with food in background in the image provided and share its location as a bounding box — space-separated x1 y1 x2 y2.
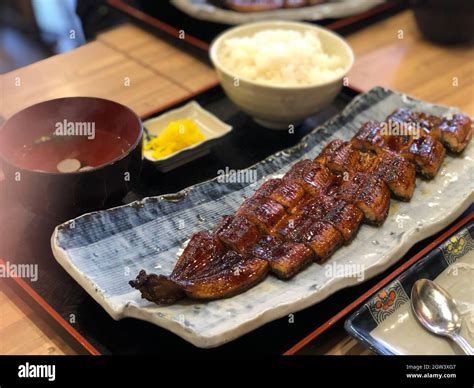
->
170 0 386 24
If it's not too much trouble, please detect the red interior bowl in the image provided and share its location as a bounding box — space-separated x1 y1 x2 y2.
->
0 97 143 220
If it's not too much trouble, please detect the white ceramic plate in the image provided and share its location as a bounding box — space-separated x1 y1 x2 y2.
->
171 0 385 25
51 87 473 348
143 101 233 172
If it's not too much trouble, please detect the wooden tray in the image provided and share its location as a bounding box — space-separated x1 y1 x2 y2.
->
3 82 472 354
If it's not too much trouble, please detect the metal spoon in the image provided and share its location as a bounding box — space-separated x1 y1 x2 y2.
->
411 279 474 355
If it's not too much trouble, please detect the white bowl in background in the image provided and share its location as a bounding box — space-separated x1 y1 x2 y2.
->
209 21 354 129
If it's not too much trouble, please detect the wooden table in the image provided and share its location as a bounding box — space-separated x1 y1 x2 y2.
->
0 25 218 120
1 9 473 355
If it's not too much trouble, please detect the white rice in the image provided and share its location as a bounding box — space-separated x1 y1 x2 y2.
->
219 29 345 86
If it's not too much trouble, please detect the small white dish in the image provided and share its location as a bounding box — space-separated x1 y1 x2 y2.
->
143 101 233 172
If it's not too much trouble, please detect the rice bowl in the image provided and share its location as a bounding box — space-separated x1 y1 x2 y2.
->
210 21 354 129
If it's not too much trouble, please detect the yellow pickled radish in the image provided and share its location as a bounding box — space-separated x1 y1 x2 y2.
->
145 119 206 159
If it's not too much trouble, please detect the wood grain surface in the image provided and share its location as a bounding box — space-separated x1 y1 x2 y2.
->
346 11 474 115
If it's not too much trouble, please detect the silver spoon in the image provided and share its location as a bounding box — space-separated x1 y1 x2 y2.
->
411 279 473 355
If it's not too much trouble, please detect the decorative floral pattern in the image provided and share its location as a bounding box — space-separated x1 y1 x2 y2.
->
367 281 409 325
374 290 397 311
442 229 473 266
448 236 465 254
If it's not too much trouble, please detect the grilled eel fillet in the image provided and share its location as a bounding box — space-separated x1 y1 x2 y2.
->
352 109 472 177
130 231 269 304
387 108 472 153
130 161 377 302
316 139 416 201
130 110 472 305
351 121 446 179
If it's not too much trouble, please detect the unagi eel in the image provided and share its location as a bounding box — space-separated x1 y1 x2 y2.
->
387 108 472 153
130 108 472 305
316 139 416 201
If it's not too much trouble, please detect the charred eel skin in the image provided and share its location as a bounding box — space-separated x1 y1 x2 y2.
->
130 231 269 304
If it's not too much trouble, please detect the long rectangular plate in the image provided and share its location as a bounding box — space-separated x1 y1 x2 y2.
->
51 87 474 348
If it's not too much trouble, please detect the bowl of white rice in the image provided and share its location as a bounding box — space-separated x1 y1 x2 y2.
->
209 21 354 129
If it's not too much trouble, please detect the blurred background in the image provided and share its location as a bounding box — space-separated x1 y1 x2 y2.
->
0 0 126 73
2 0 472 74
